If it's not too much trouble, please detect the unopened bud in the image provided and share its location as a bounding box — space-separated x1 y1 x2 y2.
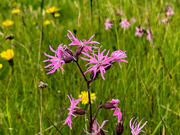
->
63 56 75 63
73 109 86 115
63 45 73 56
5 34 14 40
75 46 84 56
116 121 124 135
38 81 48 89
103 103 116 109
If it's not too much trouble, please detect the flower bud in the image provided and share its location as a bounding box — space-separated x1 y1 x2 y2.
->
73 109 86 115
63 45 73 56
5 34 14 40
63 56 75 63
116 121 124 135
103 103 116 109
75 46 84 56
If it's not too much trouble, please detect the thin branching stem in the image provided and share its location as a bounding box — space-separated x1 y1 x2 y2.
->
75 61 93 133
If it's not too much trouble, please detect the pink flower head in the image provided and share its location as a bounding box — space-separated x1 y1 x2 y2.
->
162 18 169 24
130 117 148 135
120 19 131 29
116 9 123 15
104 19 113 30
63 94 82 129
146 30 152 41
84 120 108 135
135 27 144 37
166 7 174 16
67 30 100 53
81 46 114 80
131 18 136 23
111 50 128 68
43 45 65 74
108 99 122 122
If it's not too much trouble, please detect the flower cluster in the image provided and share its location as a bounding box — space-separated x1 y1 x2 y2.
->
134 27 152 42
44 30 127 80
104 10 136 31
43 30 149 135
162 6 174 24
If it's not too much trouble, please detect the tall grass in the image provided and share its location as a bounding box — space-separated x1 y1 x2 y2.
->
0 0 179 134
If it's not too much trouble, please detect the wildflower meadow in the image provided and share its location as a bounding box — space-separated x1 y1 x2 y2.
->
0 0 179 134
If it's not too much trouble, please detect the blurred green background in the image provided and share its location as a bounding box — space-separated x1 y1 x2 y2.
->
0 0 179 134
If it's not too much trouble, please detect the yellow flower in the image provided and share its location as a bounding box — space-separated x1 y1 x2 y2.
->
12 9 21 14
0 49 14 60
78 91 96 105
0 64 2 69
54 13 60 17
2 20 14 27
43 20 51 25
46 6 60 13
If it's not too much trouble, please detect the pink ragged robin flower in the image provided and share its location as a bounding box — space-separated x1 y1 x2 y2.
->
63 94 82 129
104 19 113 30
80 45 114 80
84 120 108 135
43 45 65 74
111 50 128 68
146 30 152 41
166 7 174 16
162 18 169 24
130 117 148 135
108 99 122 122
67 30 99 53
135 27 144 37
120 19 131 29
131 18 136 23
116 9 123 15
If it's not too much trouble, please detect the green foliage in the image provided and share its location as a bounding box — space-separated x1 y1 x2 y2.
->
0 0 179 134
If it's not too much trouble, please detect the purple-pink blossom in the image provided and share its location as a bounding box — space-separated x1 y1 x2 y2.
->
108 99 122 122
120 19 131 29
131 18 136 23
135 27 144 37
43 45 65 74
166 7 174 16
111 50 128 68
67 30 99 53
81 46 114 80
162 18 169 24
116 9 123 15
84 120 108 135
63 94 82 129
146 30 152 41
104 19 113 30
130 117 148 135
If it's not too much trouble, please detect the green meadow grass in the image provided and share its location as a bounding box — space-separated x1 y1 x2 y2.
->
0 0 179 134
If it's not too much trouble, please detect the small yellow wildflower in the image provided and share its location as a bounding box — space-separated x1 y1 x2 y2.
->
2 20 14 27
12 9 21 14
0 49 14 61
43 20 51 25
78 91 96 105
0 64 2 69
46 6 60 13
54 13 60 17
